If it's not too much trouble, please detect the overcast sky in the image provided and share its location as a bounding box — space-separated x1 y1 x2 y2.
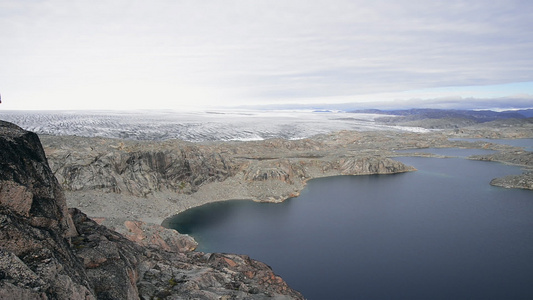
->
1 0 532 110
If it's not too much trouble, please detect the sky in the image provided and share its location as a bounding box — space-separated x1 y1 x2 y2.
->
1 0 532 111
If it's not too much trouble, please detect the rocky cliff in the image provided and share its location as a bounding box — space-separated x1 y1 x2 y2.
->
42 134 417 199
41 132 418 199
37 131 418 226
43 135 236 196
0 121 304 299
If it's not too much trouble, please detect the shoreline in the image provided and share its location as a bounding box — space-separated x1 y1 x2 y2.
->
44 128 532 234
65 164 417 229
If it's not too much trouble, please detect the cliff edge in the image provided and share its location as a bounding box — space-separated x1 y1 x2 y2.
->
40 131 418 227
0 121 304 299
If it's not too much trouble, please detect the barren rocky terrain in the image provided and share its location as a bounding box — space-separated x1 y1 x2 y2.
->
38 117 533 232
0 121 304 299
1 113 532 299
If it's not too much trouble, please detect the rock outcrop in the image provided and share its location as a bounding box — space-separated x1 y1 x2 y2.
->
70 208 304 300
44 136 236 196
0 121 93 299
41 132 417 202
490 172 533 190
0 121 304 299
121 220 198 253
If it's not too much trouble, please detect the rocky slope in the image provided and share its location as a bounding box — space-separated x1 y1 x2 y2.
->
41 133 417 199
39 131 423 227
0 121 304 299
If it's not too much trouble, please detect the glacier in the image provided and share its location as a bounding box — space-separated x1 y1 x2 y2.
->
0 109 429 142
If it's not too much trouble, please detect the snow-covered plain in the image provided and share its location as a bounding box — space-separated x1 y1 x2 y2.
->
0 110 428 142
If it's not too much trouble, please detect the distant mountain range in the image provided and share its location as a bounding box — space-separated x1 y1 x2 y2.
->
514 109 533 117
349 108 533 122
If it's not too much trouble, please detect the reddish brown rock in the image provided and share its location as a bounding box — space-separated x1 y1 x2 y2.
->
122 220 198 253
0 181 33 216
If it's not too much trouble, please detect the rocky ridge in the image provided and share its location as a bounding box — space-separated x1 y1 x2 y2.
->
40 131 423 227
0 121 304 299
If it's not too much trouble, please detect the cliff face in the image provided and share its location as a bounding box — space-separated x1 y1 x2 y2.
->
0 121 76 235
41 132 416 201
0 121 304 299
45 137 236 196
35 130 419 226
0 121 92 299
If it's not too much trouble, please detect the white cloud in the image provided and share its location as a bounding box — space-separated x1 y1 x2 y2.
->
1 0 532 110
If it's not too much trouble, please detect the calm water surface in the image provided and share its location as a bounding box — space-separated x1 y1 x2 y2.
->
164 153 533 300
395 147 497 157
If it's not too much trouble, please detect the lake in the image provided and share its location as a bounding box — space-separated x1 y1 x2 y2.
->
163 152 533 300
394 147 497 157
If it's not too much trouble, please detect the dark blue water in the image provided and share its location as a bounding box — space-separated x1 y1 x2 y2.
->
395 147 497 157
164 156 533 300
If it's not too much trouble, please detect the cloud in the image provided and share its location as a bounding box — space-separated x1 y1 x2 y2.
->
1 0 532 110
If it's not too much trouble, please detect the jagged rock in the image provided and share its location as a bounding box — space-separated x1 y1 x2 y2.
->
70 208 304 299
339 156 416 175
0 121 95 299
0 121 77 237
121 220 198 253
42 132 418 207
244 160 307 184
45 138 236 197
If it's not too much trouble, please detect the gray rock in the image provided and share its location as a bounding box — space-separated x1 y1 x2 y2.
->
490 172 533 190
